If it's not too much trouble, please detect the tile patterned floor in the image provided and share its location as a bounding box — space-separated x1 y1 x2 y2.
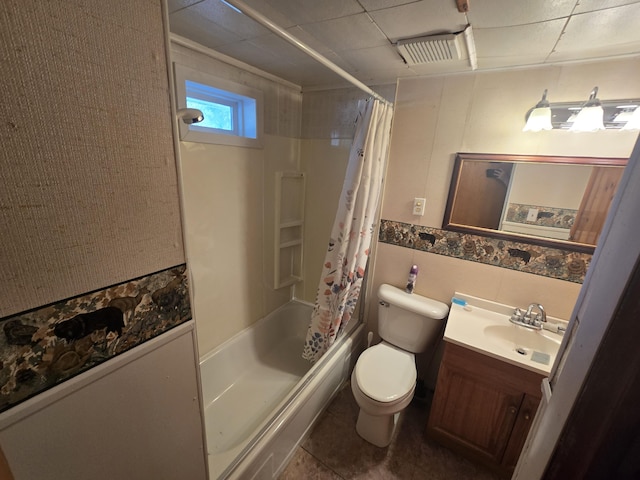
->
279 383 501 480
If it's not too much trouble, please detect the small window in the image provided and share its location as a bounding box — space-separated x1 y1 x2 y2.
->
186 88 235 133
174 64 263 148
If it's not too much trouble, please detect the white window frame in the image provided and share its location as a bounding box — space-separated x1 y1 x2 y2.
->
174 63 263 148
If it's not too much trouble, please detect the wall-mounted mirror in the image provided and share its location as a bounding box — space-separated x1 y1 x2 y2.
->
443 153 628 253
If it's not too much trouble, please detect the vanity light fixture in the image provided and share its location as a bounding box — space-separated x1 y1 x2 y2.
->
621 105 640 130
569 86 605 132
523 89 552 132
522 86 640 132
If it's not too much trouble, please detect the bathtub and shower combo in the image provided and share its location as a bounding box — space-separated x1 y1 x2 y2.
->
186 3 393 477
200 299 365 479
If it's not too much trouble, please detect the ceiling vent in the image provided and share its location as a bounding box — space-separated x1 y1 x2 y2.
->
396 32 465 65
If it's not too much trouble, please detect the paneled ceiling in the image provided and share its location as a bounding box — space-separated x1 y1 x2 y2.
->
168 0 640 88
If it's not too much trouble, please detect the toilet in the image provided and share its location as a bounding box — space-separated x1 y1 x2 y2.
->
351 283 449 447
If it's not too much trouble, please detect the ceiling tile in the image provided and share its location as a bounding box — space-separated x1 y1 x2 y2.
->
408 59 474 76
285 26 335 55
314 50 356 72
573 0 640 14
167 0 203 14
549 44 640 63
301 14 389 53
214 31 359 86
274 61 350 87
554 3 640 54
168 0 640 88
338 45 407 72
368 1 467 42
261 0 363 25
213 39 281 68
208 46 339 87
359 0 421 11
169 7 242 49
478 54 551 70
175 0 272 40
354 68 417 85
248 33 336 65
242 0 298 28
467 0 576 28
474 20 566 58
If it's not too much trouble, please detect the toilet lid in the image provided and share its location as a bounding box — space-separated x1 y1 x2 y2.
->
355 344 416 402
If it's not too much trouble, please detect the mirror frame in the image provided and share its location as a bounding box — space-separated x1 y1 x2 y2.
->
443 152 628 254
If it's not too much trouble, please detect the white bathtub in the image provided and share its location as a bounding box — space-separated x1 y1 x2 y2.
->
200 299 364 479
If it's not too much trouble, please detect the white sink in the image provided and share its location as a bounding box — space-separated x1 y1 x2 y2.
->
483 324 562 355
444 293 567 375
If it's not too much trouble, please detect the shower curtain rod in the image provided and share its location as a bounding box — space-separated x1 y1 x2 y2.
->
220 0 392 105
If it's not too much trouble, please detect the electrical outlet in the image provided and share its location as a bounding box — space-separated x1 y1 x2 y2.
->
527 208 539 222
413 197 426 216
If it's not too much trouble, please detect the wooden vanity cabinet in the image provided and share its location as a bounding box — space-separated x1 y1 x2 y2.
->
427 342 544 477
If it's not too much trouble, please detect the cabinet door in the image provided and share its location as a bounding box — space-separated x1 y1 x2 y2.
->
502 394 540 470
428 358 525 465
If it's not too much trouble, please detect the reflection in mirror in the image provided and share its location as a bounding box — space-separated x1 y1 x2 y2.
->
443 153 627 253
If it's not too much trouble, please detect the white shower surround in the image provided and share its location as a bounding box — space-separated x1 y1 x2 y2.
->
200 299 364 479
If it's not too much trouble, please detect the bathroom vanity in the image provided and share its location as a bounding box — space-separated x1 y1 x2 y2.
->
427 294 566 477
428 342 543 476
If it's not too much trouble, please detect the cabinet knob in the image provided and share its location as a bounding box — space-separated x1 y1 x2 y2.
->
509 406 517 415
524 413 531 421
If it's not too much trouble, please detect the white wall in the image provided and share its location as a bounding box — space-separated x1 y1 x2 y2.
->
171 42 303 355
371 57 640 383
171 47 401 353
508 163 592 208
381 58 640 232
299 138 351 303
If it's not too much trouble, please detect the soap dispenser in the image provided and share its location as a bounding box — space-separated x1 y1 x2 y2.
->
405 265 418 294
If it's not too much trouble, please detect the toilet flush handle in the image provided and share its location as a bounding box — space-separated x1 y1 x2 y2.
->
379 300 389 307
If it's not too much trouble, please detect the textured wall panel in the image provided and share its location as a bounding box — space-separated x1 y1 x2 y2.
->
0 0 184 317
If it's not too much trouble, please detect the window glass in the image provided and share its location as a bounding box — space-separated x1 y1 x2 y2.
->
175 63 263 148
186 95 234 132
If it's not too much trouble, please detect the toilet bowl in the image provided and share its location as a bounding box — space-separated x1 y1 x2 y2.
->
351 284 449 447
351 342 416 447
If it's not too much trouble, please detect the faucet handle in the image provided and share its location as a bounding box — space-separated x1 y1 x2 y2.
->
511 307 523 321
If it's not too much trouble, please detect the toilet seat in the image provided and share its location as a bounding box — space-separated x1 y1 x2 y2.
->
354 343 416 403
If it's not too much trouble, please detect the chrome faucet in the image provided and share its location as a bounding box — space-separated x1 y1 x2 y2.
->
524 303 546 325
510 303 546 330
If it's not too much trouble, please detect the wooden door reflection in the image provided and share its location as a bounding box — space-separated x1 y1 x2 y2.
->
570 167 624 245
450 161 513 230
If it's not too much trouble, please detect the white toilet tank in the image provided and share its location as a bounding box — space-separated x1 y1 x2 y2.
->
377 283 449 353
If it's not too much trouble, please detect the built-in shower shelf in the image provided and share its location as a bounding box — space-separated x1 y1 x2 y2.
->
279 239 303 249
279 220 303 228
274 172 305 289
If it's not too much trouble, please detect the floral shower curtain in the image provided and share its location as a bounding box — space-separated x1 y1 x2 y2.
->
302 98 393 363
